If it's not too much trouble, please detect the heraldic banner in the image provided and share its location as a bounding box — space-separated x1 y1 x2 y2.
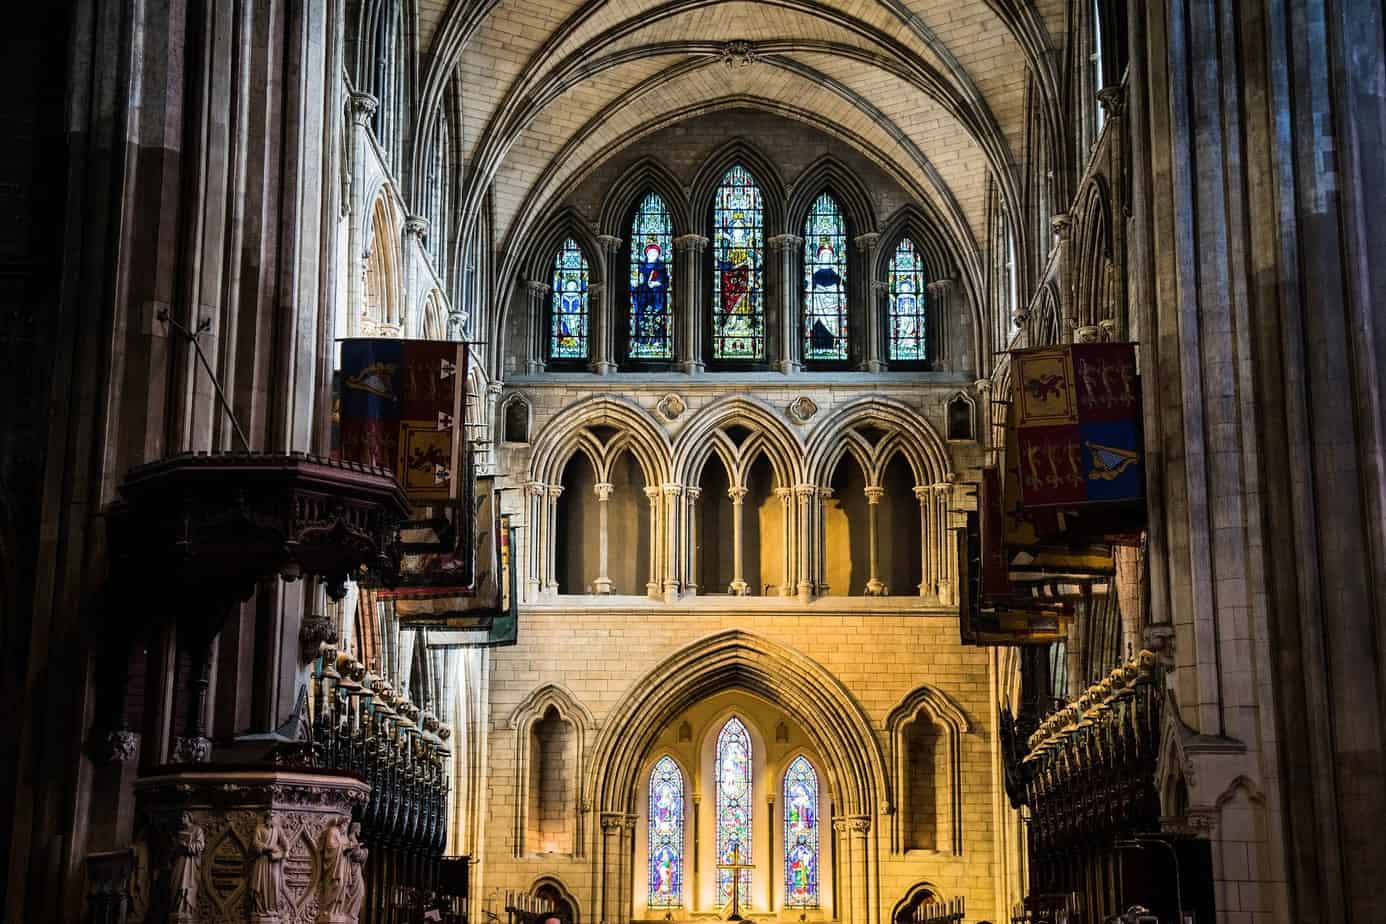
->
1010 342 1143 508
336 339 514 644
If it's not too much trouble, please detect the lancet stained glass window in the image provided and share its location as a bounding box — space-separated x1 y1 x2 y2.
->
711 166 765 361
887 237 928 362
550 238 589 360
628 192 674 360
782 756 820 908
648 756 685 908
715 716 753 904
803 193 849 362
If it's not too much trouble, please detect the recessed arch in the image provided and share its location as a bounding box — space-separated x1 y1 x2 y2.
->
673 395 804 489
599 156 694 238
804 396 950 488
530 395 673 489
689 139 786 235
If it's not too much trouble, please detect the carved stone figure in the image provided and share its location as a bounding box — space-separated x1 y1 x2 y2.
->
249 812 289 917
169 812 207 919
346 822 369 919
318 816 353 920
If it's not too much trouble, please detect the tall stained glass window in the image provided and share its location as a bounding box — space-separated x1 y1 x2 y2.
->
648 756 685 908
550 238 589 360
887 237 928 362
782 756 820 908
715 717 753 904
803 194 849 362
628 192 674 360
711 166 765 361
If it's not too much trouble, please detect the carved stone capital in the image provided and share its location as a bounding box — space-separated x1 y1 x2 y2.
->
768 233 804 252
773 487 794 501
871 279 889 294
1074 324 1103 344
404 215 429 239
1096 85 1126 119
587 282 605 298
913 485 933 502
547 484 565 499
1050 212 1072 241
927 277 954 295
525 481 548 498
863 486 885 504
794 484 817 500
597 234 623 253
1098 318 1119 341
673 233 709 253
727 486 749 501
974 378 992 394
853 232 881 252
349 92 379 126
600 813 626 833
524 280 552 298
662 484 683 498
847 816 871 835
643 486 662 503
685 487 703 502
593 482 614 502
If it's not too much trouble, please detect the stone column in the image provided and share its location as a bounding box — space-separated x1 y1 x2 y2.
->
795 485 816 602
1049 212 1073 329
870 279 889 367
773 487 794 597
403 214 429 332
662 484 683 601
595 235 623 374
683 487 702 596
768 233 803 373
525 482 546 600
831 819 852 923
933 482 954 605
524 281 552 373
600 813 624 924
674 234 708 373
914 485 933 597
347 93 378 334
728 486 750 595
854 233 882 371
848 817 871 924
816 487 834 594
593 482 615 594
863 486 886 595
545 485 564 594
926 277 954 370
620 815 639 924
644 486 663 599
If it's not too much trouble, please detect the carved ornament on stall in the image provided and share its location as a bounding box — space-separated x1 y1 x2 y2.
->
656 393 687 422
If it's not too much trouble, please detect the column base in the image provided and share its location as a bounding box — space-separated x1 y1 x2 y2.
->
593 578 614 594
729 580 749 596
647 582 662 600
679 360 705 375
527 360 546 374
662 582 681 604
865 579 886 596
776 360 802 374
797 582 814 604
859 360 887 373
591 361 618 375
936 581 953 606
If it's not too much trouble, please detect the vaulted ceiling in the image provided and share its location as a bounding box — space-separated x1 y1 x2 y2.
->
413 0 1069 301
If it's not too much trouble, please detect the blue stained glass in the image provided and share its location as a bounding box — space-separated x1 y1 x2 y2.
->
550 238 589 360
648 756 685 907
803 194 849 362
712 166 765 361
715 717 753 904
628 192 675 360
887 237 928 362
782 756 820 908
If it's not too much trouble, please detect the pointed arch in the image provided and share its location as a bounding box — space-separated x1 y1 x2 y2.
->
646 753 688 908
673 395 804 489
782 753 822 907
510 683 596 858
689 139 786 234
804 397 950 488
530 395 673 490
599 156 693 237
786 155 877 234
585 629 888 819
885 684 970 856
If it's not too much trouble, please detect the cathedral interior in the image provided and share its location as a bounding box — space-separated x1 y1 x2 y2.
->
2 1 1384 923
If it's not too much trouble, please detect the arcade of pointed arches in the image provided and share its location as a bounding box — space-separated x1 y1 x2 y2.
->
520 394 958 604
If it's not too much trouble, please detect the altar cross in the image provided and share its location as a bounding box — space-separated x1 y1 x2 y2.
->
716 841 755 921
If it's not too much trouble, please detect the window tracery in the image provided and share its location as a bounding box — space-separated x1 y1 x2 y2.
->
550 238 590 361
782 755 820 908
627 192 675 362
648 756 685 908
715 716 753 902
887 237 928 363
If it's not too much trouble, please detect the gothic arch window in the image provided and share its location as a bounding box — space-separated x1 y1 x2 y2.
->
549 238 590 363
886 237 928 364
782 756 820 908
625 192 675 364
1091 0 1107 136
715 716 753 902
802 193 850 364
647 756 686 908
709 165 765 364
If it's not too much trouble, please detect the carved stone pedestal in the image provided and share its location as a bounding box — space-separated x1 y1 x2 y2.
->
128 768 370 924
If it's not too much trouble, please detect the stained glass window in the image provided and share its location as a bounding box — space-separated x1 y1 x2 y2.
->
550 238 589 360
782 756 820 908
803 194 849 362
648 756 685 908
711 166 765 361
887 237 928 362
628 192 674 360
715 716 753 905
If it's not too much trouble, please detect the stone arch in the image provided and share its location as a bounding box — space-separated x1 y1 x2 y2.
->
530 876 582 924
874 205 976 370
501 393 532 445
509 684 595 858
420 288 447 339
1026 282 1063 347
885 685 971 856
786 155 877 235
890 882 943 924
363 190 404 334
805 397 949 488
531 396 672 489
599 156 693 238
520 206 607 287
945 391 977 442
689 138 787 234
673 395 803 489
585 629 887 819
1071 175 1113 330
